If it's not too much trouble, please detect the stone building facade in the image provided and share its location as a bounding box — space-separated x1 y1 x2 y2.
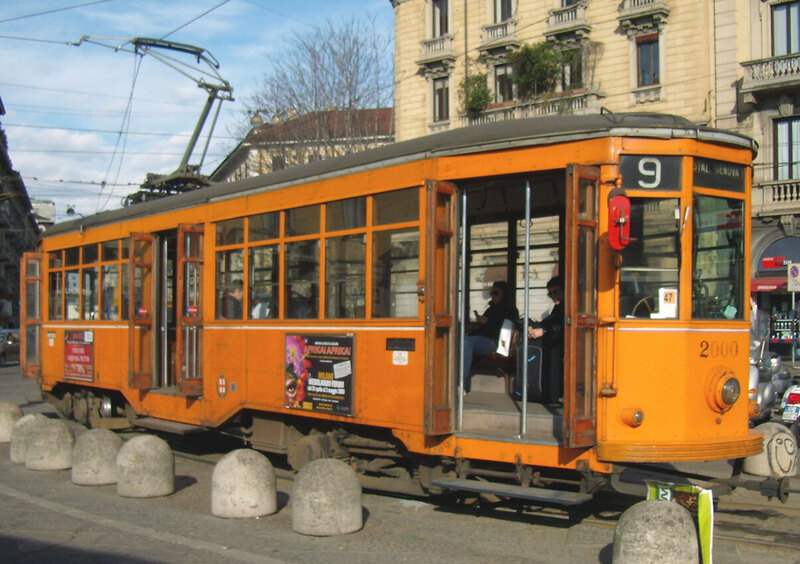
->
390 0 800 351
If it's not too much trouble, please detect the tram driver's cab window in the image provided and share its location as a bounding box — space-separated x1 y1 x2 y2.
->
619 198 680 318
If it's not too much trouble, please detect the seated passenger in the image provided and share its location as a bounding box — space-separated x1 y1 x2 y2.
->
462 281 519 393
527 276 564 405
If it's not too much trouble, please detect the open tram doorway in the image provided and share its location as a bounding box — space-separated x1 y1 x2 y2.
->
454 167 599 447
129 225 203 397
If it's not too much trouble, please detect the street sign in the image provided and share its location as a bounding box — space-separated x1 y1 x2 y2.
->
788 262 800 292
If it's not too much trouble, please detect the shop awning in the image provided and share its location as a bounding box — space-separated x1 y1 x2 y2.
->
751 277 787 292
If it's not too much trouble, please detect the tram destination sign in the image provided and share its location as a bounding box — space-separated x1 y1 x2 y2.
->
619 155 682 190
285 334 353 416
692 157 745 192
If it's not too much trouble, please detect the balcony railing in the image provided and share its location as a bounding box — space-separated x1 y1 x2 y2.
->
546 3 590 38
754 179 800 215
619 0 670 20
460 91 602 127
417 35 455 65
480 20 519 51
741 53 800 96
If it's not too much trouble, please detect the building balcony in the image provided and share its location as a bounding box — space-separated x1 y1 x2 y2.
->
545 3 591 40
741 53 800 101
417 35 455 66
460 90 603 127
618 0 670 34
753 178 800 216
479 20 520 52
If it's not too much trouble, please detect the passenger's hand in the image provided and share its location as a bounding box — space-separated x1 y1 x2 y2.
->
528 326 544 339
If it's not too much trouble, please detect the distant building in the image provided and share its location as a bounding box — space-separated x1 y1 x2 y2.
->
211 108 394 183
0 96 40 328
31 199 55 231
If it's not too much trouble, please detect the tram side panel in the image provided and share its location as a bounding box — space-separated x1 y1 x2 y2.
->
597 327 754 462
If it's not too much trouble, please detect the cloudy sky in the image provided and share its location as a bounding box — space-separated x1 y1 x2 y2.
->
0 0 393 221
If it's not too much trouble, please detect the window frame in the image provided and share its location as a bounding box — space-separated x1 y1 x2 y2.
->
774 115 800 181
772 0 800 56
636 33 660 87
433 76 450 122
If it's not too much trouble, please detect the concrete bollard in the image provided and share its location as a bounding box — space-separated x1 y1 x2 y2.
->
0 401 23 442
71 428 123 485
10 413 48 464
743 421 798 478
612 500 699 564
116 435 174 498
25 417 76 471
292 458 362 536
211 449 277 518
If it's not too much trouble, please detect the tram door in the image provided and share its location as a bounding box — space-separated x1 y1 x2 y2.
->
129 227 203 396
424 180 456 434
564 165 599 447
20 252 43 379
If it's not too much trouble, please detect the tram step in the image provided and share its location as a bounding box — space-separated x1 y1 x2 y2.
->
132 417 206 435
431 477 593 506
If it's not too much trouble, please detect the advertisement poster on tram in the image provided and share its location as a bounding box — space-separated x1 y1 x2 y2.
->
285 334 353 415
64 330 94 381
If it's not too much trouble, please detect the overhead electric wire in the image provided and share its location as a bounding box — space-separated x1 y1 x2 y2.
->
0 0 112 25
160 0 233 40
4 122 239 140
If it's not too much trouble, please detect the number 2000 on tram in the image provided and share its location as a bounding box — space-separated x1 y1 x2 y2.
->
20 113 778 506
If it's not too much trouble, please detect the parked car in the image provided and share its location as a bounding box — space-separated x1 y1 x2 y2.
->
0 329 20 366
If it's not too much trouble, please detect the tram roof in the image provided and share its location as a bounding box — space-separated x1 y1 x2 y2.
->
46 112 757 237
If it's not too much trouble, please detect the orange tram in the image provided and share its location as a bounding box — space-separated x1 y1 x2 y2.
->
20 113 776 505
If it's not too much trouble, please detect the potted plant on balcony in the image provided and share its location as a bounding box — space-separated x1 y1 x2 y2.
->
508 41 562 100
460 72 492 119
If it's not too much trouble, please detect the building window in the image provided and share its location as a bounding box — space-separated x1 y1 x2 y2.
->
495 0 512 22
561 48 583 91
271 155 286 171
773 1 800 56
433 77 450 122
495 65 514 103
775 117 800 180
637 34 660 87
433 0 448 37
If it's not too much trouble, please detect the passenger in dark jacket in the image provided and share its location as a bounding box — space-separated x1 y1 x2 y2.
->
527 276 564 404
462 281 519 393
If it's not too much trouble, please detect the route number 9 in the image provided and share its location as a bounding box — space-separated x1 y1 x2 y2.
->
638 158 662 189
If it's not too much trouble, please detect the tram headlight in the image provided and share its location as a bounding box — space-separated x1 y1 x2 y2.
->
706 367 740 414
721 378 741 406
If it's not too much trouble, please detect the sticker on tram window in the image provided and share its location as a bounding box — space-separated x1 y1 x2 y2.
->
285 334 353 416
692 158 745 192
619 155 682 190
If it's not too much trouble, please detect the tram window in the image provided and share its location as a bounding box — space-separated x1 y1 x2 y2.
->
249 245 279 319
82 244 98 264
286 205 320 237
515 216 560 319
619 198 680 318
216 218 244 246
120 263 129 320
49 251 62 269
102 264 119 320
82 267 98 320
65 247 80 267
249 212 279 242
285 240 319 318
102 240 119 262
49 272 63 320
326 234 366 318
693 196 745 320
470 221 509 313
121 238 130 260
215 249 244 319
327 197 366 231
65 270 80 320
373 228 419 318
373 188 419 225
